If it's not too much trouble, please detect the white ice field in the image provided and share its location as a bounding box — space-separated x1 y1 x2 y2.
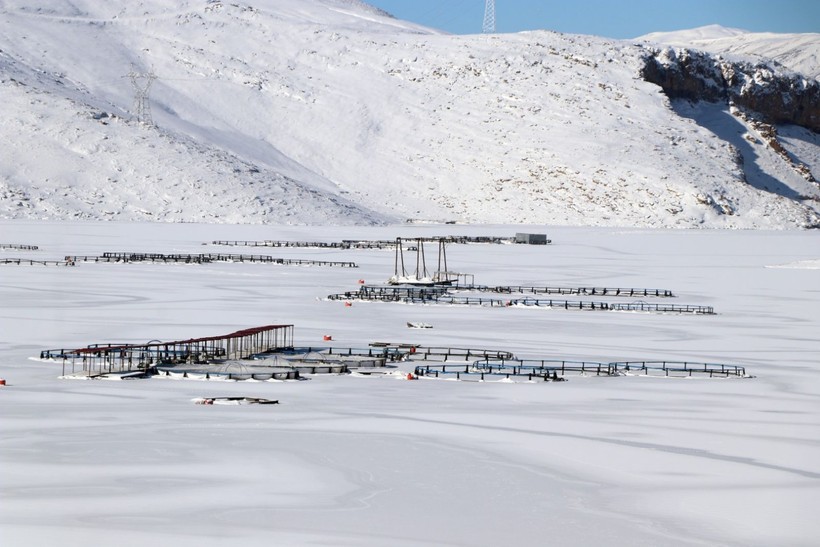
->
0 220 818 547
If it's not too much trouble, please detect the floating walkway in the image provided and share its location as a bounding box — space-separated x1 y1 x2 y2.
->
268 346 404 363
208 235 518 250
366 342 516 363
415 358 749 381
415 360 607 381
398 346 515 362
1 258 75 266
445 296 713 314
455 284 674 298
0 244 39 250
346 284 674 299
328 286 713 315
610 360 748 378
210 239 395 250
63 252 357 268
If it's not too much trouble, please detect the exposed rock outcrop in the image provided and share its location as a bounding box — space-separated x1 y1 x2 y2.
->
641 47 820 132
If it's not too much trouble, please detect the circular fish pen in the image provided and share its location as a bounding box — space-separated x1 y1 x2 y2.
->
155 360 301 381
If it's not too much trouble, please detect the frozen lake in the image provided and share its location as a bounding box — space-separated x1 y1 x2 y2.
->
1 221 818 546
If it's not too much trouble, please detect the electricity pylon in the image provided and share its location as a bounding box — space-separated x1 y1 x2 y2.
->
483 0 495 33
126 65 157 125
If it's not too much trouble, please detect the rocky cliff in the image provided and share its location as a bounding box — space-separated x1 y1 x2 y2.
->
641 47 819 132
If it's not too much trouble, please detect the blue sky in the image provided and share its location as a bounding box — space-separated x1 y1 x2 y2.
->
366 0 820 38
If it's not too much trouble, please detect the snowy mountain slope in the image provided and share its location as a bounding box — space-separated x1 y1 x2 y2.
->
780 124 820 175
0 79 385 223
638 25 820 80
0 1 818 228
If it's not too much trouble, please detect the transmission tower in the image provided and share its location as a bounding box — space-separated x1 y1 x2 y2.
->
127 65 157 125
482 0 495 33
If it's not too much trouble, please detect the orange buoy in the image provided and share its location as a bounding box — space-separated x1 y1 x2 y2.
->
323 335 333 341
406 373 416 380
344 301 352 307
0 379 6 386
358 279 365 284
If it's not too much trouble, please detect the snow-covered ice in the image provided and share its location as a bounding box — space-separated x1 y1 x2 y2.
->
1 220 818 546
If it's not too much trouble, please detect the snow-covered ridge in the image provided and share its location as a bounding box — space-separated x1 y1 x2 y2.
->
0 2 818 228
638 25 820 80
640 24 749 42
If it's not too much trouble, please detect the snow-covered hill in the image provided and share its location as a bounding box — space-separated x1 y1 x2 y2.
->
1 1 818 228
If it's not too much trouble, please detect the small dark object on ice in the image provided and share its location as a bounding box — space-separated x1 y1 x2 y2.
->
193 397 279 405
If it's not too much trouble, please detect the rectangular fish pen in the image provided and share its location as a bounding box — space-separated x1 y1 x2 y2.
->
42 324 294 377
